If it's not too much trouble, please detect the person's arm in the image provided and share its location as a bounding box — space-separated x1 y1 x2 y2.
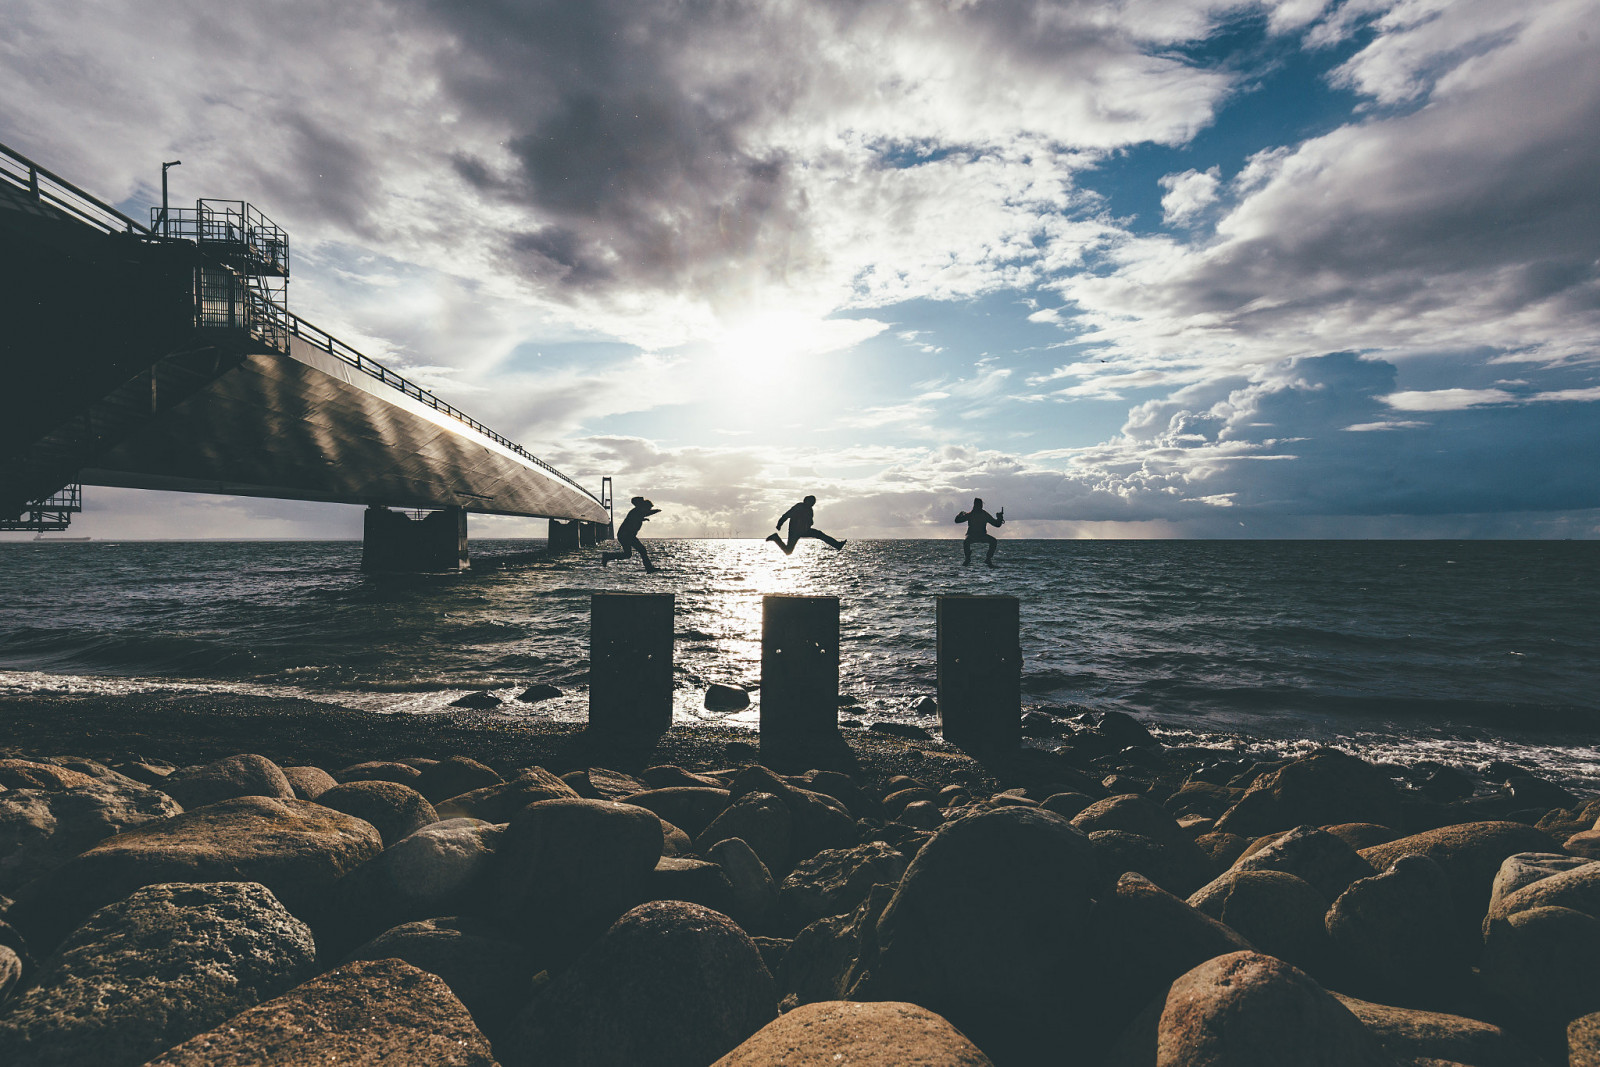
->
645 507 661 517
955 511 968 523
776 505 793 530
992 508 1004 527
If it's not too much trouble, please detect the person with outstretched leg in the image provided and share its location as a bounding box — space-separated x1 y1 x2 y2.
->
766 494 847 555
601 496 661 572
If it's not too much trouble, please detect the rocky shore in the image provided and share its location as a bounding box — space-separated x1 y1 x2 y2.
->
3 690 1600 1065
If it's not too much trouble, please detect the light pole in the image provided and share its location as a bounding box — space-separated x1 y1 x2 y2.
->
159 159 181 235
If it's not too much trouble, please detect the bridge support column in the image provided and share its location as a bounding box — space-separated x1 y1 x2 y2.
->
937 595 1020 751
362 506 469 573
589 592 675 745
579 522 598 547
548 519 581 553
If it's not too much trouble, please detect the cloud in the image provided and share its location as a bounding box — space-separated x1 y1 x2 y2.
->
1159 166 1221 225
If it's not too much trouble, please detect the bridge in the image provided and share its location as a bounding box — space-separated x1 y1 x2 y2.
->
0 141 612 569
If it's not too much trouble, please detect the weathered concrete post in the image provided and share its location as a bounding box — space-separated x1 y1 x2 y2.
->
579 522 598 547
548 518 581 553
760 595 843 767
936 595 1021 750
589 592 674 744
361 505 469 572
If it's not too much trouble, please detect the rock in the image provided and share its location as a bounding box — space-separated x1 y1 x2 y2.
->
1488 853 1596 924
725 740 761 762
1323 822 1402 851
871 722 934 741
111 759 177 787
1196 831 1251 869
345 916 534 1042
1104 950 1399 1067
5 796 383 951
1090 830 1214 898
779 883 891 1005
491 798 662 965
448 690 502 710
509 901 776 1067
1499 772 1577 811
1215 751 1402 838
909 696 937 716
515 683 562 702
659 817 693 855
1485 858 1600 928
434 767 579 822
324 818 501 955
1337 994 1547 1067
780 842 908 927
1325 855 1464 1005
1097 710 1159 749
336 760 424 785
144 957 497 1066
278 766 336 801
646 856 736 915
1361 821 1558 933
1074 793 1188 845
0 761 98 791
709 838 780 934
1188 869 1328 973
414 757 502 804
705 684 751 712
643 764 727 789
864 806 1098 1064
1165 782 1241 820
622 786 733 838
1480 905 1600 1030
712 1000 994 1066
0 942 18 1005
1040 791 1095 818
0 779 183 894
696 792 793 877
161 754 294 809
1220 825 1376 902
1418 765 1479 804
801 770 875 819
1537 797 1600 841
562 767 648 801
1572 1012 1600 1066
730 769 863 862
1568 829 1600 858
898 799 943 828
0 881 315 1067
313 780 438 847
883 786 938 816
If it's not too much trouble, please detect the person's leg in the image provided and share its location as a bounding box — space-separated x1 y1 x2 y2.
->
601 542 632 564
963 538 974 565
984 533 998 566
633 537 656 572
808 529 846 550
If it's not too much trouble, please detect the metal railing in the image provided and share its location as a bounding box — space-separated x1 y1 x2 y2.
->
0 142 147 235
154 199 289 276
1 484 82 532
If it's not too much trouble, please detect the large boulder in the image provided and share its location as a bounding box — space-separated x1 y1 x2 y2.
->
709 837 780 934
161 755 294 809
0 881 315 1067
414 757 502 804
344 916 534 1043
712 1001 994 1066
0 942 19 1005
1105 951 1399 1066
491 797 661 965
779 841 908 927
0 761 98 791
144 957 497 1066
623 786 734 839
1485 858 1600 929
1488 853 1594 922
435 767 578 822
0 779 182 894
278 767 336 801
509 901 776 1067
1337 994 1547 1067
1359 821 1557 933
1480 905 1600 1030
646 856 737 915
1215 752 1402 837
1325 855 1464 1006
324 818 502 957
1219 825 1375 902
5 796 383 951
1074 794 1191 847
727 767 859 863
1188 869 1328 974
779 884 893 1006
1572 1012 1600 1067
312 780 438 847
863 806 1098 1065
562 767 649 801
1089 830 1214 898
697 792 794 876
334 760 423 786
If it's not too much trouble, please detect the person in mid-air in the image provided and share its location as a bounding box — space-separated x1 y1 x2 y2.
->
766 494 847 555
955 496 1004 566
602 496 660 572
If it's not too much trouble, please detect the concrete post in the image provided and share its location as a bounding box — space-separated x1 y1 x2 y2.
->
760 595 841 764
589 592 675 744
361 505 469 572
579 522 598 547
548 518 581 553
937 595 1021 750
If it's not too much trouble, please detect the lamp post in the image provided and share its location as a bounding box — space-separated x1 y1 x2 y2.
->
159 159 181 235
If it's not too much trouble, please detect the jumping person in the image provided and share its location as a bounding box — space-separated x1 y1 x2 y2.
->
955 496 1004 566
602 496 660 572
766 494 847 555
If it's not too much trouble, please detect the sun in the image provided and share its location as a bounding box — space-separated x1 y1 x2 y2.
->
702 308 885 407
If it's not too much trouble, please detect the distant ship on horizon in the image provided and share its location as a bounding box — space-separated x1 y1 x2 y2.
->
32 535 92 542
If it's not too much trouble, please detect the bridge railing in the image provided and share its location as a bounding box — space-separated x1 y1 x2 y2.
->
0 142 147 236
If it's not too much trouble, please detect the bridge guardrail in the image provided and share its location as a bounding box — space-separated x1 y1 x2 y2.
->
0 142 147 235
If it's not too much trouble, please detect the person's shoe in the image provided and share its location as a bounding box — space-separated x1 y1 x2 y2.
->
986 559 997 568
836 540 848 550
765 533 780 545
644 565 659 573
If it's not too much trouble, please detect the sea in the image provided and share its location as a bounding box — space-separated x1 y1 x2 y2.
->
1 538 1596 784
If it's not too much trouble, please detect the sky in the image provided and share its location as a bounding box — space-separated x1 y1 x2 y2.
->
3 0 1598 540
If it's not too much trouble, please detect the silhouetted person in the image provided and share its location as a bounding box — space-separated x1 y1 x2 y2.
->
602 496 660 572
955 497 1003 566
767 494 847 555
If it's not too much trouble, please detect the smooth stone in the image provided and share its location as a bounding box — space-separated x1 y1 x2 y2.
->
1323 822 1403 850
695 792 793 877
508 901 776 1067
144 958 498 1066
313 780 438 847
622 786 734 838
162 754 294 809
1215 751 1402 837
646 856 736 916
1480 905 1600 1029
1571 1012 1600 1067
1361 821 1559 932
0 778 182 895
1074 793 1189 846
515 683 562 703
1326 855 1464 1006
727 767 859 862
708 837 780 934
279 766 336 801
1487 853 1596 927
414 757 503 804
1337 994 1547 1067
705 684 752 712
1164 781 1242 819
1188 869 1329 974
1096 710 1159 749
0 761 98 791
1220 825 1375 902
335 760 423 785
434 767 579 822
780 842 908 927
562 767 649 801
1090 830 1214 898
448 690 502 710
5 796 383 951
0 881 315 1067
0 942 18 1005
712 1000 994 1066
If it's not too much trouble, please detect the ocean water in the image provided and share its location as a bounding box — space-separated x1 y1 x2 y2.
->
1 538 1596 778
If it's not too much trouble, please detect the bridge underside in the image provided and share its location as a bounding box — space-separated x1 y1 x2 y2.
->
81 334 610 523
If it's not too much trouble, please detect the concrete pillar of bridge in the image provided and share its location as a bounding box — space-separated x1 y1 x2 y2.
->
548 519 581 553
936 595 1021 752
579 522 598 547
589 592 675 745
760 594 852 770
361 506 469 573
